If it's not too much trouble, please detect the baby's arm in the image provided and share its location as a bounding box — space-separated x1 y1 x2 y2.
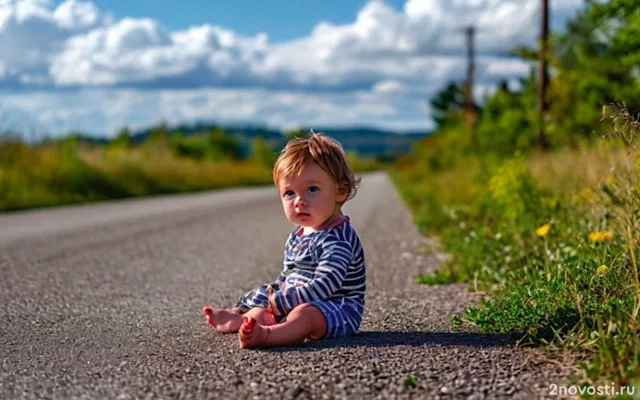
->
272 235 352 316
234 272 286 311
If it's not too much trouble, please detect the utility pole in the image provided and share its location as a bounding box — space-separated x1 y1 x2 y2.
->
465 26 476 142
536 0 550 149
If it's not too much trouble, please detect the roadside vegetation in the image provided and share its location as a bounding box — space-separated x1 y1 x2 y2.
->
389 0 640 392
0 126 380 213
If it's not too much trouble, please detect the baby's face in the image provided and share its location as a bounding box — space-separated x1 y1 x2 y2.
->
277 161 347 231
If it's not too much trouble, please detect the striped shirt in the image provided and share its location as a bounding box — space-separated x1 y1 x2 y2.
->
273 217 366 317
234 216 366 321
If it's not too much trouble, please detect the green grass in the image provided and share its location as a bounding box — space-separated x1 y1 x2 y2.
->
389 133 640 390
0 141 274 212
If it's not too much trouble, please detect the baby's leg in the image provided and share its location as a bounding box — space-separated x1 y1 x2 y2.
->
238 303 327 348
202 307 243 333
203 307 276 334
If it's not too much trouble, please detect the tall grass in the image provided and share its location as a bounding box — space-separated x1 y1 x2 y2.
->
0 140 272 212
390 106 640 389
0 137 381 213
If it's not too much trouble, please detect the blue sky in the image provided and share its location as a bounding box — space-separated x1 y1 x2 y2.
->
0 0 585 138
86 0 408 42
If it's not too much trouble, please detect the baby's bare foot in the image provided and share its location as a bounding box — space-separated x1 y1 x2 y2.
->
238 316 271 348
202 307 243 333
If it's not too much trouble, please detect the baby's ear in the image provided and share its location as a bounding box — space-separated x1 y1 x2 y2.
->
337 184 349 202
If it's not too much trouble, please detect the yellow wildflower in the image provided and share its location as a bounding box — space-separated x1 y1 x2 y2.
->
578 187 597 203
596 265 608 275
588 231 614 244
536 223 551 237
604 174 615 189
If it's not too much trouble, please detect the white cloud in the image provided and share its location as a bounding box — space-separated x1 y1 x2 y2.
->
51 18 176 85
0 0 107 85
0 0 585 133
0 87 431 137
0 0 583 91
53 0 101 30
479 56 531 80
49 19 271 86
372 80 409 94
6 0 577 90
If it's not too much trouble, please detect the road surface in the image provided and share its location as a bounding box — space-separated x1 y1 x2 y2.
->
0 172 575 399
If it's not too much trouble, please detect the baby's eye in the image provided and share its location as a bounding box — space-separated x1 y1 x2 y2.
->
283 190 295 198
308 186 320 194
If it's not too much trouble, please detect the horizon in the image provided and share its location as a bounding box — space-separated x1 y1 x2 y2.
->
64 120 432 141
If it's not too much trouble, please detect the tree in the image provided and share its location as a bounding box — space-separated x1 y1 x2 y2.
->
113 127 131 148
429 83 468 128
475 80 536 155
148 122 169 144
250 136 277 167
285 128 308 142
588 0 640 70
547 0 640 139
207 128 242 161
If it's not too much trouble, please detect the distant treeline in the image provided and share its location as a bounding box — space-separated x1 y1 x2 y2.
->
61 123 427 161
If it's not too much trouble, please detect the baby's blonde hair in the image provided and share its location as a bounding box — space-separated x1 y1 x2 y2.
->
273 132 360 203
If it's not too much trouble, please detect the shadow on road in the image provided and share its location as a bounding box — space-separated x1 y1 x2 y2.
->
266 331 523 353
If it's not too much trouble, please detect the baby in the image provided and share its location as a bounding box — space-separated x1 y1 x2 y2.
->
202 132 366 348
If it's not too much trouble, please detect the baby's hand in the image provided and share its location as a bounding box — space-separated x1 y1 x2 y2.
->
267 286 281 317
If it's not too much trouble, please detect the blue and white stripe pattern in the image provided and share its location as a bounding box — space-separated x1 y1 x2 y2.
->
235 217 366 338
233 280 283 312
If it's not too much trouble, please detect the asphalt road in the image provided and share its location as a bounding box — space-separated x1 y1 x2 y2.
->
0 172 576 399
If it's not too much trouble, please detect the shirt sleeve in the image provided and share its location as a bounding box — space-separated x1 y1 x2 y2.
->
274 232 352 315
234 271 285 310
